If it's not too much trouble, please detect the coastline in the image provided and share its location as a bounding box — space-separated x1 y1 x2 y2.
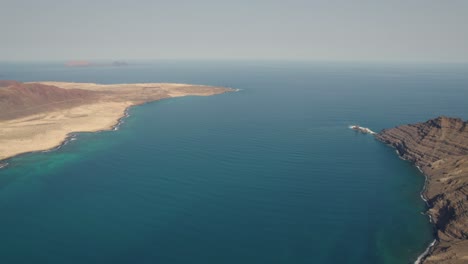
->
376 117 468 264
0 81 233 165
385 143 439 264
112 107 131 131
0 105 131 166
412 165 438 264
0 103 130 164
415 240 438 264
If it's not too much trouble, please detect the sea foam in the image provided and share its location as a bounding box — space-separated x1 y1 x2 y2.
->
414 239 437 264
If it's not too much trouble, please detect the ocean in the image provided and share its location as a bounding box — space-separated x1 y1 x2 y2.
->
0 61 467 263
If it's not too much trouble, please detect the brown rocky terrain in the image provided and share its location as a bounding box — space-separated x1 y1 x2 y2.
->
0 80 98 120
376 117 468 263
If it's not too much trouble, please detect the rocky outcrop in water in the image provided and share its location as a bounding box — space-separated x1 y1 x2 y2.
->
376 117 468 263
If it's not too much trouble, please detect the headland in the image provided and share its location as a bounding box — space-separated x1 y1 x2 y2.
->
0 81 231 161
376 117 468 263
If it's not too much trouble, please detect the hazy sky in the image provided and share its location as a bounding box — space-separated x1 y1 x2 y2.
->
1 0 468 62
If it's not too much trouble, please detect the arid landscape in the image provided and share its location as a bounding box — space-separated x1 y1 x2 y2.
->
0 81 229 161
1 1 467 263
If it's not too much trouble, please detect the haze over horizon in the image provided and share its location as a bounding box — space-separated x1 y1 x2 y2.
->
2 0 468 62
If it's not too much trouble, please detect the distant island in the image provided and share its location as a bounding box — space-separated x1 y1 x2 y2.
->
65 61 128 67
0 81 231 161
377 117 468 264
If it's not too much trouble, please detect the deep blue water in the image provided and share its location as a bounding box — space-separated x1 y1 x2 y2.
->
0 61 467 263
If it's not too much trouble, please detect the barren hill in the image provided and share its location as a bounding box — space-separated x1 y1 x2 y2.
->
0 80 97 120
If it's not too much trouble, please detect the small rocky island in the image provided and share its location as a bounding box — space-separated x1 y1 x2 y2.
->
377 117 468 264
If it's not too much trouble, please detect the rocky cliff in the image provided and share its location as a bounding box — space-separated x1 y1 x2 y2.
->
376 117 468 263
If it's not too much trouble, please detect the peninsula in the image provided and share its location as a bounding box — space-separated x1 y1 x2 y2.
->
0 80 230 161
376 117 468 264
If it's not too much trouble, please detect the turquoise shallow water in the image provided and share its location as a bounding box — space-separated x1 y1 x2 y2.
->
0 61 467 263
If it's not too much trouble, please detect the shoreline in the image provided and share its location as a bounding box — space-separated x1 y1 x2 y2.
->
0 82 234 166
0 105 132 167
375 117 468 263
415 239 438 264
414 167 438 264
388 143 439 264
0 97 195 165
111 107 131 131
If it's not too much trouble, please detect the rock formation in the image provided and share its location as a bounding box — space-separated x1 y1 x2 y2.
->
376 117 468 263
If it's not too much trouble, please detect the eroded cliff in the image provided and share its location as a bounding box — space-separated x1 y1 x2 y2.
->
376 117 468 263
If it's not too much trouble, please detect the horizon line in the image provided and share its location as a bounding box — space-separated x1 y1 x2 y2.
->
1 58 468 65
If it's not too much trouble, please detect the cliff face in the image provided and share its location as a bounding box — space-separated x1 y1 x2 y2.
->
0 80 97 120
376 117 468 264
